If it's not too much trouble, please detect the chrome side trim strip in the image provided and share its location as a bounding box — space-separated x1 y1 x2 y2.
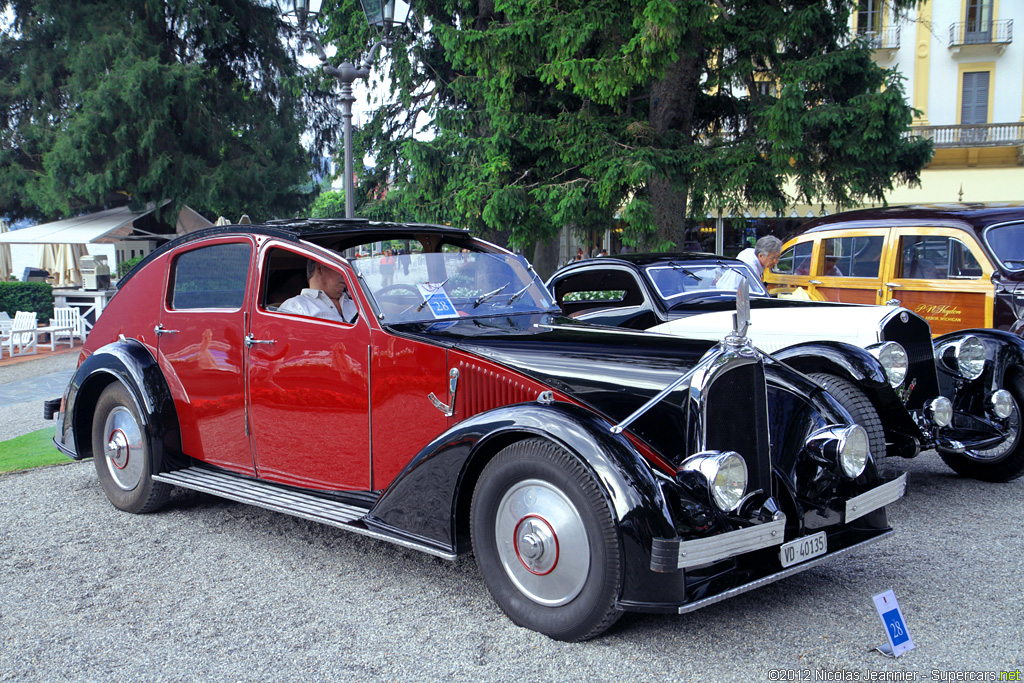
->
844 473 907 523
677 515 786 570
676 529 894 614
153 467 458 561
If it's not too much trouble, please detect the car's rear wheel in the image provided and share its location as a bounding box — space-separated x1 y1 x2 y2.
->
809 373 887 461
91 383 170 513
940 374 1024 482
470 438 622 641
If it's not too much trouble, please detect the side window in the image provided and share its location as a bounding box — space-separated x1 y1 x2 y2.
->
774 242 813 275
554 270 643 312
170 243 251 310
897 235 981 280
822 235 884 278
260 248 310 311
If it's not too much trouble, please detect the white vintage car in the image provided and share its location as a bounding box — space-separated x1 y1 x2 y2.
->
548 253 1024 482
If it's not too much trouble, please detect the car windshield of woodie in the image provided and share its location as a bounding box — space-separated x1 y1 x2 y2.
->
984 221 1024 273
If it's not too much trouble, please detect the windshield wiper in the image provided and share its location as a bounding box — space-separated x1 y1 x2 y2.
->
669 264 701 281
1003 259 1024 265
473 282 510 307
505 283 532 306
416 276 452 312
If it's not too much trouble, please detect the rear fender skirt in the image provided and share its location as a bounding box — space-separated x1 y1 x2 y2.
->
935 328 1024 398
772 341 924 451
59 339 183 473
366 401 689 605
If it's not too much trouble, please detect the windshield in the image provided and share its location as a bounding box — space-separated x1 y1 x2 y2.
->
645 262 769 303
984 222 1024 271
352 249 556 323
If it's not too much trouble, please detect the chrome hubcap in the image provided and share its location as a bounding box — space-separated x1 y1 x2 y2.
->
103 406 145 491
495 479 590 606
966 399 1020 461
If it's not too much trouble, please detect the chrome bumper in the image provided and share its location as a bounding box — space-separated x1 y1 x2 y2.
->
844 473 907 523
676 515 787 570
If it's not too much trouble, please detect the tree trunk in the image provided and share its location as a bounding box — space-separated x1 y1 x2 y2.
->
531 235 561 281
647 34 704 250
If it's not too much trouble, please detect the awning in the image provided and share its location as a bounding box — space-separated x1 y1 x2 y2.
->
0 202 167 245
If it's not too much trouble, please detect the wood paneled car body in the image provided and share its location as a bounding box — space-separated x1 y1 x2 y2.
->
548 253 1024 482
764 203 1024 336
52 220 905 640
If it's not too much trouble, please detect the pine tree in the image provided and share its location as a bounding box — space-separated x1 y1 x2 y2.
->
0 0 331 222
325 0 932 254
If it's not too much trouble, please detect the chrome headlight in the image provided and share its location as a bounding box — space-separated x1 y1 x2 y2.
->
804 424 869 478
869 342 908 387
940 335 985 380
679 451 748 512
990 390 1014 419
926 396 953 427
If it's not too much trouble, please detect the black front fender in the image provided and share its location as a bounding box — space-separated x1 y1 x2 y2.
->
772 341 925 457
366 401 687 606
57 339 183 474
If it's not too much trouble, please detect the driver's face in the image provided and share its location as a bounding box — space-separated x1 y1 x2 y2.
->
317 264 347 300
759 251 781 269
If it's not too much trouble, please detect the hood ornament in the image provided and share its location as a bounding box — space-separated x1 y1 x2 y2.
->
725 279 751 347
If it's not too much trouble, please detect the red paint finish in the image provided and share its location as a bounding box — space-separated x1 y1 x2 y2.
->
247 307 372 490
370 331 448 489
157 238 255 475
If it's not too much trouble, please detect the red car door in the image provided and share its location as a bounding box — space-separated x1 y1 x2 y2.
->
246 244 372 491
157 238 256 475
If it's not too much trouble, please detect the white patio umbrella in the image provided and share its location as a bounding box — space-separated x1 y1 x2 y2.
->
0 219 12 280
214 216 231 226
52 243 89 287
37 242 59 277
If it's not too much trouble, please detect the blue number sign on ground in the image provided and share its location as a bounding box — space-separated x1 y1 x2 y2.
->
872 589 914 657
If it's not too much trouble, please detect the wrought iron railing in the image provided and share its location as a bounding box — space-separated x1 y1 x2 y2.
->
857 26 901 50
909 122 1024 148
949 19 1013 47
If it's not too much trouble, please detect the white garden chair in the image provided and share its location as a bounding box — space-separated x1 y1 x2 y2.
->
4 311 38 357
52 307 87 344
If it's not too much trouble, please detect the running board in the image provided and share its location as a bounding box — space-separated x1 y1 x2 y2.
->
153 467 456 560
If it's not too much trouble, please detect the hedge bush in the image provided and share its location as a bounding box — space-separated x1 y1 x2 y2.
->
117 255 145 278
0 282 54 321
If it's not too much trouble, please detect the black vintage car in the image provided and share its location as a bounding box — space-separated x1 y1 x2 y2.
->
50 220 904 640
548 253 1024 482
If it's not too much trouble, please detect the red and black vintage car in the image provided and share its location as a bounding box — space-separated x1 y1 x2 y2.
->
51 220 905 640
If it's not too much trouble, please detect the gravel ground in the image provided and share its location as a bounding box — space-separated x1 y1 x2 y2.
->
0 353 78 442
1 454 1021 682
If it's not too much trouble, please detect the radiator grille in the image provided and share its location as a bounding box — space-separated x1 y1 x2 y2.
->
703 361 772 496
458 360 541 417
881 312 937 410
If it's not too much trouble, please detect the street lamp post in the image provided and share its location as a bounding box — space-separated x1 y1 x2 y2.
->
281 0 412 219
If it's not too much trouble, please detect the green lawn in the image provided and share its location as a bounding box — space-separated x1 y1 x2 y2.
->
0 427 70 473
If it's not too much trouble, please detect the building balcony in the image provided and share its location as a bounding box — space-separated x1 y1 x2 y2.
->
948 19 1013 54
910 123 1024 149
857 26 900 53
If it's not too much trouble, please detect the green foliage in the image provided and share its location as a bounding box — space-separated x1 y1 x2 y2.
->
310 191 347 218
320 0 931 250
116 256 145 279
0 282 54 320
0 428 65 474
0 0 335 223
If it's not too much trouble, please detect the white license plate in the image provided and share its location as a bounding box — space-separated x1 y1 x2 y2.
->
779 532 827 568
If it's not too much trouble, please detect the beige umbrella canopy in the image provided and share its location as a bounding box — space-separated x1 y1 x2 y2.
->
53 243 89 287
0 219 12 280
37 243 59 276
214 216 231 226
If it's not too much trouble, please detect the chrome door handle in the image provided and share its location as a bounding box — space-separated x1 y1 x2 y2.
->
244 334 275 348
154 325 179 336
885 282 902 288
808 279 822 285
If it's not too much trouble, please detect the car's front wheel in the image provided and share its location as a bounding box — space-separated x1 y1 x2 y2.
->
470 438 622 641
940 374 1024 482
91 382 170 513
809 373 886 461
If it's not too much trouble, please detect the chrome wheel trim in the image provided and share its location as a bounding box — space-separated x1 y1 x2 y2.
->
103 405 145 491
494 478 590 607
965 401 1021 461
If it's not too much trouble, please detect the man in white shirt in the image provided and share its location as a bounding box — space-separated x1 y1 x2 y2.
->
736 235 783 280
278 260 358 323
